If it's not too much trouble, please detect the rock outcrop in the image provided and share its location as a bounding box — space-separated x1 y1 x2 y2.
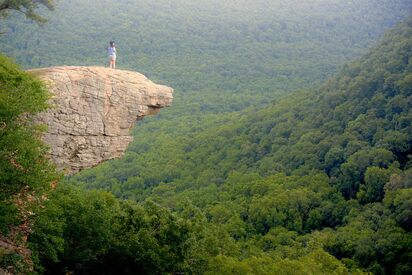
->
30 66 173 175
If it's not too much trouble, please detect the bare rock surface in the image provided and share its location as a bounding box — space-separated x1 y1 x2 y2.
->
30 66 173 175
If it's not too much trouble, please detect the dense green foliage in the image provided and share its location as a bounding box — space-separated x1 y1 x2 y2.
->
2 0 412 112
1 1 412 274
29 185 191 274
71 18 412 202
0 55 59 272
65 17 412 274
0 55 58 232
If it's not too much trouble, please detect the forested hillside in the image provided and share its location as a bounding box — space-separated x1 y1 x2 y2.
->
62 17 412 274
2 0 412 111
68 13 412 201
1 0 412 274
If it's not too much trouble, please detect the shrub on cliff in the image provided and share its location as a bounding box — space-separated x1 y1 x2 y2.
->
0 54 59 272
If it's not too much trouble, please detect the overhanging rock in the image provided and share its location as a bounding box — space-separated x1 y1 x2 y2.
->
31 66 173 175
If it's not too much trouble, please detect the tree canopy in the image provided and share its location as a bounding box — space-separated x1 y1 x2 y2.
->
61 16 412 274
0 54 59 273
1 1 412 274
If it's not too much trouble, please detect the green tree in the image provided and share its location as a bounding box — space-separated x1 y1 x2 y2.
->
358 167 391 203
326 203 412 274
0 54 59 273
29 185 192 274
0 0 54 24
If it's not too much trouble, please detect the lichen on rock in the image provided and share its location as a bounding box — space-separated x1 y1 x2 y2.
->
31 66 173 175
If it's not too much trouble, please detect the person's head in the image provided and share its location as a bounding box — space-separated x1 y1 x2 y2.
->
110 41 115 47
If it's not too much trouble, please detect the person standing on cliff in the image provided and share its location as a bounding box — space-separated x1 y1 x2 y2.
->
107 41 117 69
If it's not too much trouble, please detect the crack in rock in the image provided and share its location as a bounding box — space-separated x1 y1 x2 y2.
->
30 66 173 175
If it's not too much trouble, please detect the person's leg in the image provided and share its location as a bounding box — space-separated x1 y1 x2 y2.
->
113 58 116 69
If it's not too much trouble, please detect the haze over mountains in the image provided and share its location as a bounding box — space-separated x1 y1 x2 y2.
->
2 0 412 109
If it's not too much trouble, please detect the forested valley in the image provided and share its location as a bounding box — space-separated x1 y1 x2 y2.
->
1 0 412 274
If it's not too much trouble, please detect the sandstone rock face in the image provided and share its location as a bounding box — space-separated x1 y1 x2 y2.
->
31 66 173 175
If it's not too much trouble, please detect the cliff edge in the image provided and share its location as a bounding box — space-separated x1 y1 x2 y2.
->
30 66 173 175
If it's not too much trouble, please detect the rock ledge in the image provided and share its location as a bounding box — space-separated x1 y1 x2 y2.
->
31 66 173 175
